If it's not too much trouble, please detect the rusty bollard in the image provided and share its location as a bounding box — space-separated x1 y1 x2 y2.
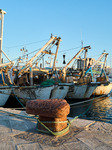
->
26 99 70 136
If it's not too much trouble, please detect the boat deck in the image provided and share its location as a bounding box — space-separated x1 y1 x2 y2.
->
0 107 112 150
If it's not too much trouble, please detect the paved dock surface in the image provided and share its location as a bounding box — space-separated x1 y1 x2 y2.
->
0 107 112 150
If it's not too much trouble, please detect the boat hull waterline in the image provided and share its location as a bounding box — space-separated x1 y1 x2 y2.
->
13 86 55 105
13 84 70 105
92 82 112 96
66 82 100 99
0 87 12 106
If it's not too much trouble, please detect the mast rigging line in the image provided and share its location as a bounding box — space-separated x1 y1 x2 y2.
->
4 39 49 49
4 45 103 65
4 46 82 63
5 48 41 63
59 46 81 53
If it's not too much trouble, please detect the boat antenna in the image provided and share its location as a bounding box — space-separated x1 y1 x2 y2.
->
80 29 83 48
81 40 83 48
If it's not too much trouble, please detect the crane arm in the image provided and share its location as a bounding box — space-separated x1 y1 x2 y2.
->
91 52 108 68
103 53 108 69
85 52 109 76
62 46 91 74
18 36 57 76
0 61 14 68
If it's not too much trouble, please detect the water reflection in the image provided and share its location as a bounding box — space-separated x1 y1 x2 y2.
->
67 95 112 124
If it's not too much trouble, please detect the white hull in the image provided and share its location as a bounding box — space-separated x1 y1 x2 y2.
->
0 87 11 106
66 84 88 99
84 82 99 98
66 82 99 99
13 85 55 105
92 82 112 96
50 83 71 99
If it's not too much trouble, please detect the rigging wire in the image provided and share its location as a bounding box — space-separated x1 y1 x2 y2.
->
5 48 41 63
4 43 103 65
4 39 49 49
5 46 82 63
59 46 81 53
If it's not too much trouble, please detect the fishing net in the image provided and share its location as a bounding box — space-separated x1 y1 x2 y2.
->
40 79 61 87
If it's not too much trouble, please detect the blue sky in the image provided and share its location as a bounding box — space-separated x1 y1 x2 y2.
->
1 0 112 67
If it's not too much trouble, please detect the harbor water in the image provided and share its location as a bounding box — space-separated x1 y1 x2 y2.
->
67 78 112 124
67 93 112 124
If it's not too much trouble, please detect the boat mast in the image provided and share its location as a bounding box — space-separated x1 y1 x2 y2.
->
0 9 6 64
52 37 61 71
81 47 88 77
103 53 108 69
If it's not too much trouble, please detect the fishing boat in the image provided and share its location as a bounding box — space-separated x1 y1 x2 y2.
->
93 55 112 96
12 35 70 105
59 46 100 100
85 52 112 96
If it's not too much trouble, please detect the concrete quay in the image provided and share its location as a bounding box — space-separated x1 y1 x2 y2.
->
0 107 112 150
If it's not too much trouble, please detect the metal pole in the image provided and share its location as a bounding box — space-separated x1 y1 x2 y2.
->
53 37 61 71
30 62 33 86
82 49 88 76
103 53 108 69
0 10 6 64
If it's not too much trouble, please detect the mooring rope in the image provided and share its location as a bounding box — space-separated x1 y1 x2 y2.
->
11 87 26 108
69 94 108 106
